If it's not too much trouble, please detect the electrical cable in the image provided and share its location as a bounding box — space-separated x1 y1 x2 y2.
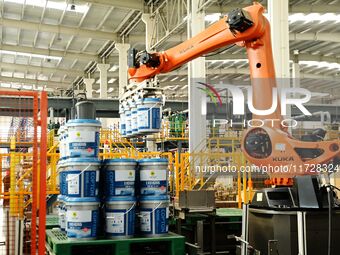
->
328 184 340 192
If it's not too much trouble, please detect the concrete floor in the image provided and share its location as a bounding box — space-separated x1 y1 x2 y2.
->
0 206 8 254
0 205 16 255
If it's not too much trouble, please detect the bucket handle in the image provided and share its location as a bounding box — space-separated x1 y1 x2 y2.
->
137 202 163 217
106 203 136 218
64 163 94 182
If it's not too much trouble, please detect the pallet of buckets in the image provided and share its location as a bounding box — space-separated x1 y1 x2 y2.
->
51 123 185 255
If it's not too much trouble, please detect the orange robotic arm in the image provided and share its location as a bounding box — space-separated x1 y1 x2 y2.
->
128 3 340 177
129 3 281 124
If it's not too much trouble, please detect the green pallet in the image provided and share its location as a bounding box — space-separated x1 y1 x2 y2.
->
216 208 242 217
46 215 60 229
46 229 185 255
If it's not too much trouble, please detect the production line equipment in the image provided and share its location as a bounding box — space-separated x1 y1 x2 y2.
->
124 2 340 255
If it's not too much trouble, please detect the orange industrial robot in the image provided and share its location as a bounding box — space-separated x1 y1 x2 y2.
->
128 2 340 179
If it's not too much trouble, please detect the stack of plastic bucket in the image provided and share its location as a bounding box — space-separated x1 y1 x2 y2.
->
58 118 101 239
138 158 169 236
102 158 137 239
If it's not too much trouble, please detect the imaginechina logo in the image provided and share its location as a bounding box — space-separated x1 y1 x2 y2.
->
197 82 312 128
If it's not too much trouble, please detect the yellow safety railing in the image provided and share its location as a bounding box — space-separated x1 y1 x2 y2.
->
47 129 55 149
100 128 139 158
2 127 256 216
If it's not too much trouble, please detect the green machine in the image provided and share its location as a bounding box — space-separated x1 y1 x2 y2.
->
169 113 186 137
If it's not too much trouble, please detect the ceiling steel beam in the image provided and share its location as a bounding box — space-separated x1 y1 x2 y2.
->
0 75 70 88
2 18 146 43
0 43 107 62
290 33 340 44
79 0 144 10
1 18 142 41
1 62 84 76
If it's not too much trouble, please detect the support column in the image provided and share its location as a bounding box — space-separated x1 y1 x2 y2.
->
83 78 95 99
49 107 54 123
115 43 130 97
97 63 110 127
97 63 110 99
292 50 300 89
188 0 206 152
142 13 156 51
142 13 157 152
268 0 290 116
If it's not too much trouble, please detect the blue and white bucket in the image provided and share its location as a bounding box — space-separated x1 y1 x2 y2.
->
131 102 138 136
125 108 132 137
105 196 136 239
139 195 169 237
65 197 100 240
57 195 66 231
60 158 100 197
103 158 137 197
66 119 101 158
139 158 168 196
137 97 162 134
119 104 126 137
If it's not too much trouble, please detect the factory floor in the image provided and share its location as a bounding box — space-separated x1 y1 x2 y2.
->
0 205 19 254
0 206 9 253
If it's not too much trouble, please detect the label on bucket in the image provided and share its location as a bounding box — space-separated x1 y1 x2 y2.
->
139 211 151 232
106 212 124 234
69 130 96 142
106 208 135 236
67 173 80 195
140 170 167 195
138 107 161 130
138 109 149 129
140 207 169 235
106 170 135 196
66 210 98 238
68 131 99 157
64 170 98 197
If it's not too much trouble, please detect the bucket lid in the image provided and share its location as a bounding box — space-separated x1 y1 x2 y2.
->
139 195 169 201
66 119 101 126
57 159 65 165
65 158 101 165
103 158 136 164
138 158 168 164
65 197 100 203
75 101 94 106
106 196 136 202
57 195 66 201
142 98 161 103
